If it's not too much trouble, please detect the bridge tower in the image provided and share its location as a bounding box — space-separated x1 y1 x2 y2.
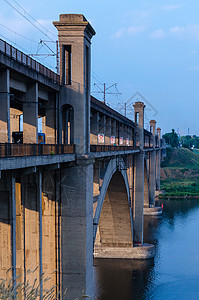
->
149 120 156 206
133 102 145 243
53 14 95 154
53 14 95 299
156 127 162 190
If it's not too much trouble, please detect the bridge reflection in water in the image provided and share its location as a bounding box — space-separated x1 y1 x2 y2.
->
94 199 199 300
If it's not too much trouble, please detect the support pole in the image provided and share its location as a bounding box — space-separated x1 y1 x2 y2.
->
37 169 43 299
11 172 16 293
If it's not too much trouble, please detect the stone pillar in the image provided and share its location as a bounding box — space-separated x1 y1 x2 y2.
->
119 123 124 145
90 111 99 144
156 127 161 191
0 69 10 142
0 173 12 281
133 102 145 244
149 120 156 205
10 172 16 289
42 170 57 292
98 114 105 144
53 14 95 154
22 174 40 286
61 159 94 300
134 152 144 243
45 93 56 144
15 181 24 290
23 82 38 143
105 116 111 145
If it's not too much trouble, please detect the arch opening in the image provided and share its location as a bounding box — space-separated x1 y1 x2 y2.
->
95 170 133 247
61 104 74 144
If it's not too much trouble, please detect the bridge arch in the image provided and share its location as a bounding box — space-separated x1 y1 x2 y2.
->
94 158 133 246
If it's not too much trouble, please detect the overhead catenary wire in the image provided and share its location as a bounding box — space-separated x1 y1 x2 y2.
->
0 32 55 70
12 0 56 38
3 0 55 42
0 23 39 44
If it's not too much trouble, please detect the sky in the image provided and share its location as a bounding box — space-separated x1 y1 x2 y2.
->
1 0 199 136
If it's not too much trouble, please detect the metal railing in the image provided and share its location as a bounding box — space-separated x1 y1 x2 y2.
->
0 143 75 158
90 145 139 152
0 38 60 84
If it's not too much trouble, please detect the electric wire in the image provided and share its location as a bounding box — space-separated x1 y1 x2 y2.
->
12 0 56 38
0 32 55 70
0 23 39 44
3 0 55 41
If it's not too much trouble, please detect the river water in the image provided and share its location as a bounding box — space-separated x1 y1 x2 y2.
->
94 199 199 299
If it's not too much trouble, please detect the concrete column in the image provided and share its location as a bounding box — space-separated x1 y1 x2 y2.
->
42 170 57 292
23 82 38 143
0 174 12 280
149 120 156 205
11 172 16 291
156 127 161 191
55 170 61 298
61 159 94 300
46 93 56 144
134 152 144 243
37 170 43 297
0 69 10 142
23 174 40 286
90 111 99 144
133 102 145 244
15 181 24 291
105 116 111 145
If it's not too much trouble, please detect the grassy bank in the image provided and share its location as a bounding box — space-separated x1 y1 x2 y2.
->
160 147 199 198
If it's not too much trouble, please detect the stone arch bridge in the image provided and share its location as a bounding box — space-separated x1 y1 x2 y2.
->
0 14 166 300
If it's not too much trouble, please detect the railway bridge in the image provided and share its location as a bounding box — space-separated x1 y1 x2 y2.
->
0 14 165 299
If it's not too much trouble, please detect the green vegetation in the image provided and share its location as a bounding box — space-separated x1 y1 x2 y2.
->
160 147 199 198
180 134 199 149
163 129 179 148
0 268 90 299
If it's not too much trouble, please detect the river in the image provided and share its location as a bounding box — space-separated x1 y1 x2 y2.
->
94 199 199 299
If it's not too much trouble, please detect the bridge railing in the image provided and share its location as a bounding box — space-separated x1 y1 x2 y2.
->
0 39 60 84
90 145 139 152
0 143 75 158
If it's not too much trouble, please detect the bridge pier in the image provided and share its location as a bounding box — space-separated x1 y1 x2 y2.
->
61 159 94 299
144 121 162 216
156 128 162 191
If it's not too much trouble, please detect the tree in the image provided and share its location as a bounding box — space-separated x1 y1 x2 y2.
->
163 129 179 148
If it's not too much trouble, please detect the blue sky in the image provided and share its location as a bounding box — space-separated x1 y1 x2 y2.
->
1 0 199 135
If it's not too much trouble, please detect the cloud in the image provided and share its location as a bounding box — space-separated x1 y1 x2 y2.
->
127 26 146 35
188 65 199 71
150 29 166 39
111 26 146 39
170 25 199 40
163 4 183 11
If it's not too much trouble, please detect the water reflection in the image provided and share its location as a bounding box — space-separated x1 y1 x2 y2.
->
94 199 199 300
94 259 154 300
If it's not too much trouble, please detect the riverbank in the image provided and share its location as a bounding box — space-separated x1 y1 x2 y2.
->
160 147 199 198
